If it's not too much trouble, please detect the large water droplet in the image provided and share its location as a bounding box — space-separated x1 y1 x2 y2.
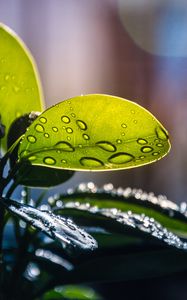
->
61 116 70 124
55 141 74 152
76 120 87 130
52 127 58 132
66 127 73 134
155 126 168 141
83 134 90 140
35 124 44 133
141 146 153 153
96 141 116 152
27 135 37 143
39 117 47 124
108 152 134 164
80 157 104 167
43 157 56 165
137 138 148 145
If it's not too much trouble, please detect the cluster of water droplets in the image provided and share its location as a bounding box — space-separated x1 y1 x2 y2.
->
48 182 187 250
3 198 97 251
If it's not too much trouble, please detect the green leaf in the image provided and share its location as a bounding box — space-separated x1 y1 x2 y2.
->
18 94 170 171
0 23 44 149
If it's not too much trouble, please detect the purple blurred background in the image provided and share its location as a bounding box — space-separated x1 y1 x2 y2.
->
1 0 187 203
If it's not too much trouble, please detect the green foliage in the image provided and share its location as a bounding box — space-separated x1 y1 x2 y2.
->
18 94 170 172
0 23 44 149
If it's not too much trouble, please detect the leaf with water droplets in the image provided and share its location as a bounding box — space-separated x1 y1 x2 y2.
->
1 197 97 250
0 23 44 149
18 94 171 171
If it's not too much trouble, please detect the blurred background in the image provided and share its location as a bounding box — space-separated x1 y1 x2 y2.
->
0 0 187 204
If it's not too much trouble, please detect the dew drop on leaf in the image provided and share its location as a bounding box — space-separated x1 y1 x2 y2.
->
141 146 153 153
66 127 73 134
156 143 164 147
27 135 37 143
121 123 127 128
155 126 168 141
52 127 58 132
108 152 134 164
61 116 70 124
82 134 90 140
61 159 67 164
96 141 116 152
44 133 49 138
137 138 148 145
116 139 122 144
152 152 159 156
76 120 87 130
35 124 44 133
39 117 47 124
43 157 56 165
55 141 75 152
28 155 37 161
80 157 104 167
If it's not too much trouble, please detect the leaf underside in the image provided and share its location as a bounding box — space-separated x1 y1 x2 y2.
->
18 94 171 171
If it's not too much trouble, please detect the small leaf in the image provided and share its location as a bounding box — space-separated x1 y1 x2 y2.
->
0 23 44 149
18 94 171 171
1 198 97 250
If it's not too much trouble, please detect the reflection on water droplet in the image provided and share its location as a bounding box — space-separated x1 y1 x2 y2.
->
55 141 74 152
28 156 37 161
61 116 70 124
141 146 153 153
116 139 122 144
76 120 87 130
155 126 168 141
152 152 159 156
44 133 49 138
66 127 73 134
39 117 47 124
43 157 56 165
96 141 116 152
157 143 163 147
137 138 148 145
61 159 67 163
52 127 58 132
109 152 134 164
27 135 37 143
35 124 44 133
71 113 76 118
80 157 104 167
83 134 90 140
121 123 127 128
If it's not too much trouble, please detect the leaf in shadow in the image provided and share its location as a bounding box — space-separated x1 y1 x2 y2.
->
1 197 97 251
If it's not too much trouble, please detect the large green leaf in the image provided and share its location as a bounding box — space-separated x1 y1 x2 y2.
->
18 94 170 171
0 23 44 149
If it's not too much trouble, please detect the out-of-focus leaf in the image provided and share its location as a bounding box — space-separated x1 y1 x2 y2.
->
1 198 97 250
18 94 170 171
0 23 44 149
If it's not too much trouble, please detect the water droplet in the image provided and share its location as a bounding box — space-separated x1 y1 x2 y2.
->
44 133 49 138
66 127 73 134
39 117 47 124
141 146 153 153
35 124 44 133
71 113 76 118
121 133 125 136
43 157 56 165
152 152 159 156
78 144 83 148
155 126 168 141
28 156 37 161
131 110 135 114
116 139 122 144
55 141 74 152
67 136 71 141
139 155 145 159
76 120 87 130
80 157 104 167
133 120 137 124
156 143 164 148
61 159 67 163
121 123 127 128
96 141 116 152
27 135 37 143
83 134 90 140
4 74 10 81
52 127 58 132
13 85 20 93
137 138 148 145
62 126 66 130
61 116 70 124
109 152 134 164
